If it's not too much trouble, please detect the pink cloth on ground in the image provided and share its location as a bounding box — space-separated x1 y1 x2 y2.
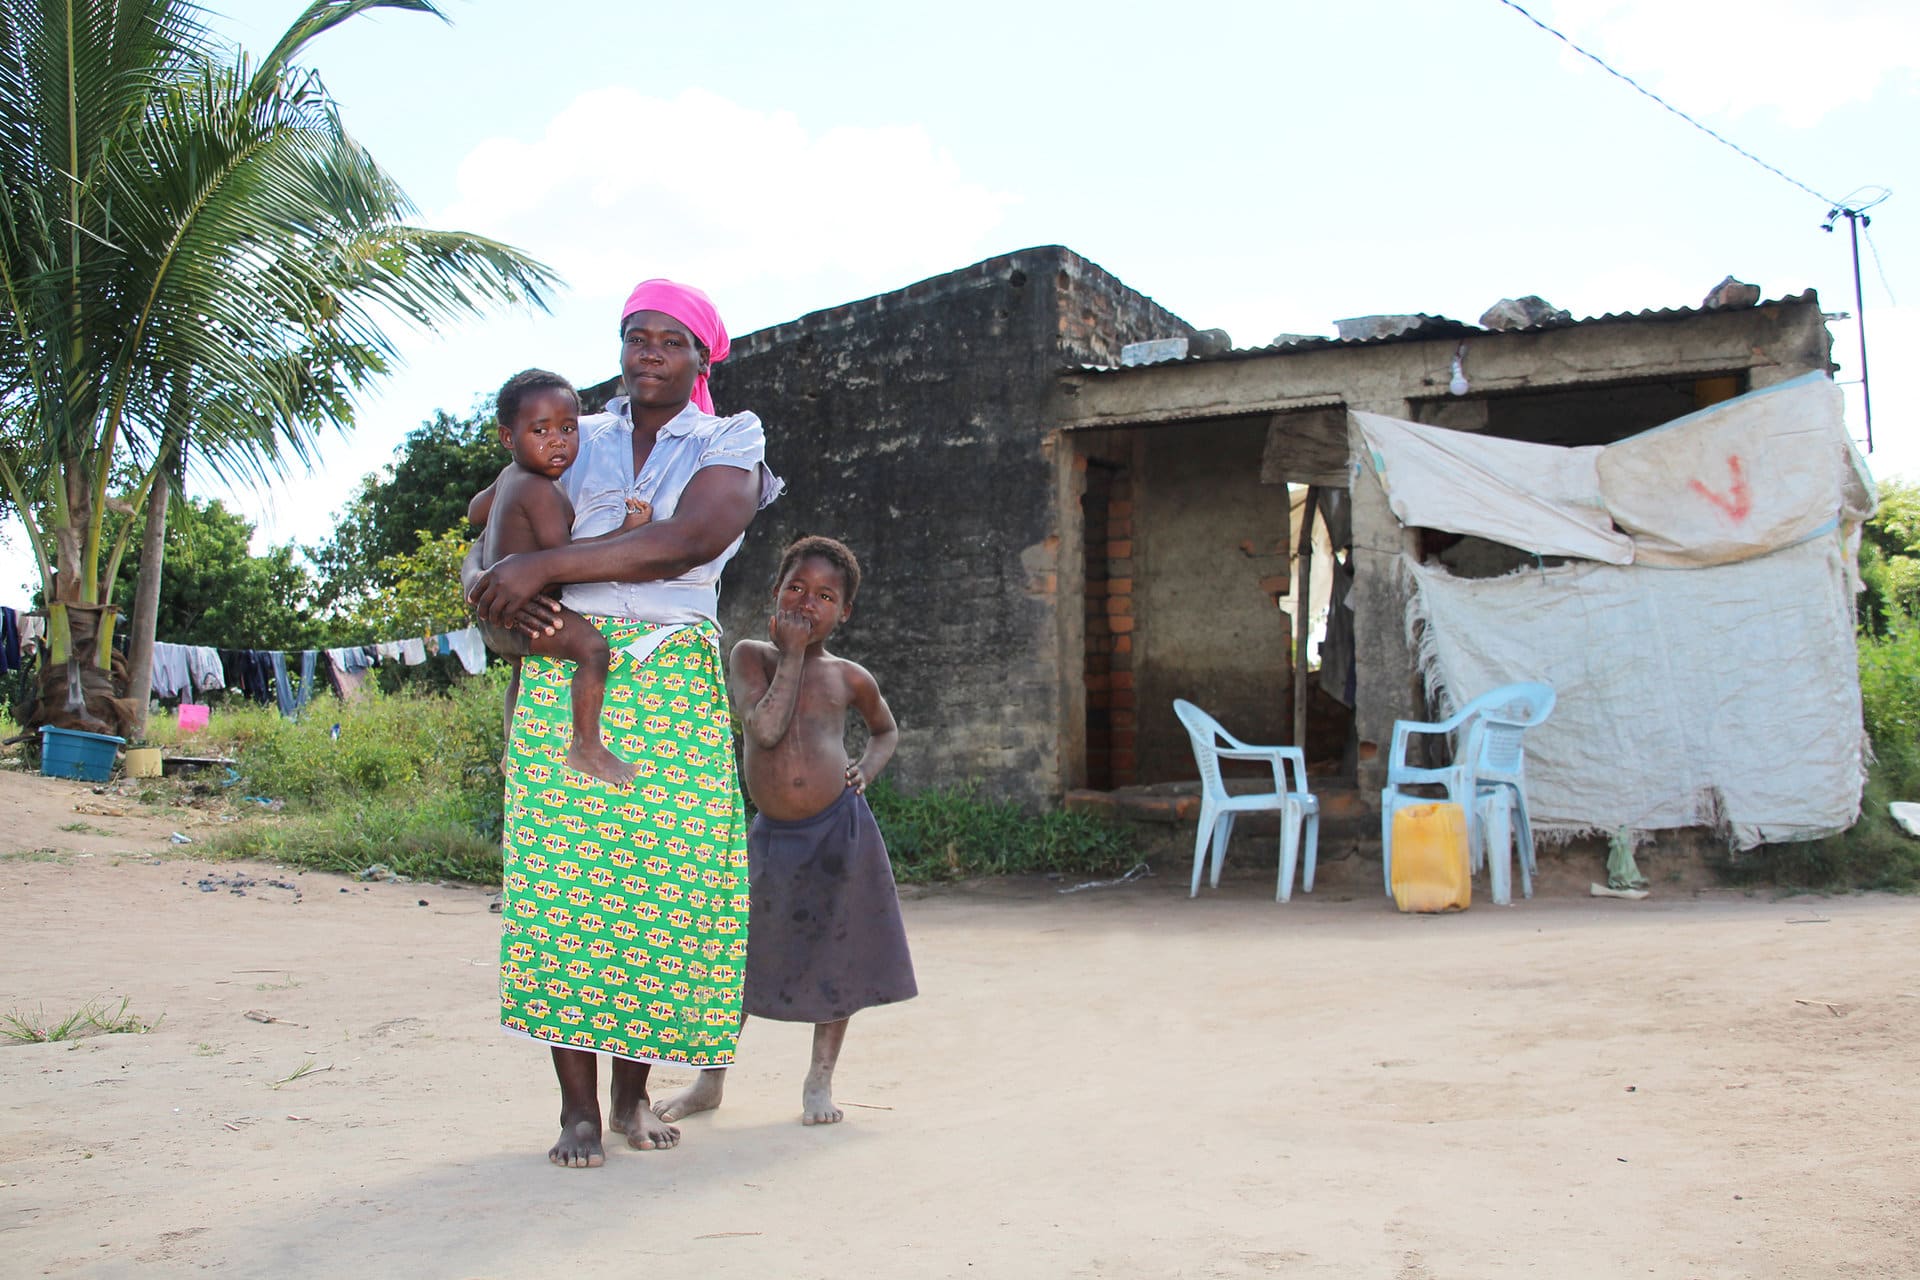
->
619 279 729 414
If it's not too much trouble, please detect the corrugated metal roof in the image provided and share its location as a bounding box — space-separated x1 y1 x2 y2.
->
1071 290 1821 374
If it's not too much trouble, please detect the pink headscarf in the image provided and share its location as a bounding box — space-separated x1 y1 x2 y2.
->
620 279 729 414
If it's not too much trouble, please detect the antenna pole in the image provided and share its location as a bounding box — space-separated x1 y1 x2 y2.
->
1847 210 1873 453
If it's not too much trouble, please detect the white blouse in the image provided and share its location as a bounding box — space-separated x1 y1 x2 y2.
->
559 398 783 624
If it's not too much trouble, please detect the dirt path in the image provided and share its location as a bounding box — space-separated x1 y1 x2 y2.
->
0 766 225 861
2 785 1917 1276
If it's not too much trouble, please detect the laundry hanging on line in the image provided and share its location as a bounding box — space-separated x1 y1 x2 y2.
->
4 609 496 718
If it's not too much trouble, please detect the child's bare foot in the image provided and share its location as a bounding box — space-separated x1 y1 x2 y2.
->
549 1118 605 1168
610 1106 680 1150
566 737 637 787
801 1068 842 1126
653 1069 726 1122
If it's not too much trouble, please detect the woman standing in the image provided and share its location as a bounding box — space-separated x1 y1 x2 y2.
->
468 279 781 1167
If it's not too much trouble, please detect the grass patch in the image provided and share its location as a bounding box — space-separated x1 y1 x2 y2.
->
190 666 1132 888
1733 621 1920 891
201 674 508 883
866 778 1137 883
211 792 504 883
1 996 163 1043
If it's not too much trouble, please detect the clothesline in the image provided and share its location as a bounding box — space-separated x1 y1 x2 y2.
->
0 603 493 718
148 628 490 716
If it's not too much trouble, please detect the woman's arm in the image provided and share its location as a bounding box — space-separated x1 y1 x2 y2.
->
467 464 761 627
460 542 562 637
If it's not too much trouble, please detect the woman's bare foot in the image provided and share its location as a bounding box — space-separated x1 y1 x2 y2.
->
549 1118 605 1168
566 736 637 787
653 1069 726 1122
610 1106 680 1150
801 1067 842 1126
605 1057 676 1149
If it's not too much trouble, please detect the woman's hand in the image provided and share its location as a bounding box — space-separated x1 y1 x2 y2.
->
468 552 564 635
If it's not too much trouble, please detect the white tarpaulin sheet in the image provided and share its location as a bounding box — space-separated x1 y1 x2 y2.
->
1402 535 1865 848
1599 373 1868 567
1354 411 1633 563
1357 372 1869 566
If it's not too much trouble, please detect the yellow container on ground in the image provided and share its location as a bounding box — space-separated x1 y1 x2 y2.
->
1391 802 1471 913
123 746 163 778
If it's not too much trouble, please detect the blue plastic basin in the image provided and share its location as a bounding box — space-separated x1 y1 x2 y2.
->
40 725 127 783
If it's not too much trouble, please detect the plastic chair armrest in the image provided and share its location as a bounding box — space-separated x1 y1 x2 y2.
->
1215 746 1298 794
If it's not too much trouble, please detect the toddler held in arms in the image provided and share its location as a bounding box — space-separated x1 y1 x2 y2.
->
468 369 650 786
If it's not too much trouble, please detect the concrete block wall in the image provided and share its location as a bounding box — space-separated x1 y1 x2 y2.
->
699 246 1189 805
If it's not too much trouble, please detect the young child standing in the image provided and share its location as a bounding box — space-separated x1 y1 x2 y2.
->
654 535 916 1126
471 369 651 787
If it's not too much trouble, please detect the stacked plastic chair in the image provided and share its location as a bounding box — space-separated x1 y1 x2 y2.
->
1379 682 1556 904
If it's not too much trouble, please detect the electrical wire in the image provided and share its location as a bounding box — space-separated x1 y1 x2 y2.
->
1861 219 1898 305
1493 0 1841 208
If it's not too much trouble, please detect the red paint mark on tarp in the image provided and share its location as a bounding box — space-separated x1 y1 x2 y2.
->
1689 455 1752 522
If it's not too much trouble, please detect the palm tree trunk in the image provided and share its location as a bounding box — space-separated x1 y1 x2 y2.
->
124 465 171 735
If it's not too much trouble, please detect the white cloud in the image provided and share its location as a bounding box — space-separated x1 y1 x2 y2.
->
1541 0 1920 127
436 87 1018 315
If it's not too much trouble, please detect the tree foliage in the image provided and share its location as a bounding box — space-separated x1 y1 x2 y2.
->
111 496 325 651
341 525 475 643
0 0 553 732
308 406 502 610
1859 478 1920 633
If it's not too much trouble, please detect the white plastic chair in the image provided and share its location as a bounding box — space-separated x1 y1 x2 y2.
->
1173 699 1320 902
1379 682 1556 904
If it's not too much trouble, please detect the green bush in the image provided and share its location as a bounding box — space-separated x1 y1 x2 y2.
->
216 670 506 807
205 673 509 882
866 777 1138 883
219 789 504 883
1738 619 1920 891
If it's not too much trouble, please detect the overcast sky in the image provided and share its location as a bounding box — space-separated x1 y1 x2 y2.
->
3 0 1915 601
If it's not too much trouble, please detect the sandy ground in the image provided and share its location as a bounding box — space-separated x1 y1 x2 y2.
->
3 769 1919 1278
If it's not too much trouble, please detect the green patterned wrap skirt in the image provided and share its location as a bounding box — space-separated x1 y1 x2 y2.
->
498 617 748 1067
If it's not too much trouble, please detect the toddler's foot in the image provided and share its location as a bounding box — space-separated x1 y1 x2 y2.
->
610 1106 680 1150
653 1070 726 1122
549 1118 605 1168
801 1068 842 1126
566 737 637 787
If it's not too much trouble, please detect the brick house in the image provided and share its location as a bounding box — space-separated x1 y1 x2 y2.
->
586 246 1841 825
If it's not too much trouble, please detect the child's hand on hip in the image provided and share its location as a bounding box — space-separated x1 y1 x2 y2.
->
845 761 867 794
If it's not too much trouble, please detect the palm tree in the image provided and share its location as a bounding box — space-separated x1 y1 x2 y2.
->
0 0 557 733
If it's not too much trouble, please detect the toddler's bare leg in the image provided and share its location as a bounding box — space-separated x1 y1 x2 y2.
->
802 1018 850 1125
607 1056 679 1150
530 610 635 787
499 658 522 769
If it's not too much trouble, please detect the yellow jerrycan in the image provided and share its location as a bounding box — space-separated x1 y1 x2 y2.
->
1391 802 1471 913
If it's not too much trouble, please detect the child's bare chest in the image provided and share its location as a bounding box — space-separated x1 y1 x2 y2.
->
491 469 575 554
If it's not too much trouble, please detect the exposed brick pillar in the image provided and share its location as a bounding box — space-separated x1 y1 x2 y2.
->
1083 464 1114 790
1106 474 1136 787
